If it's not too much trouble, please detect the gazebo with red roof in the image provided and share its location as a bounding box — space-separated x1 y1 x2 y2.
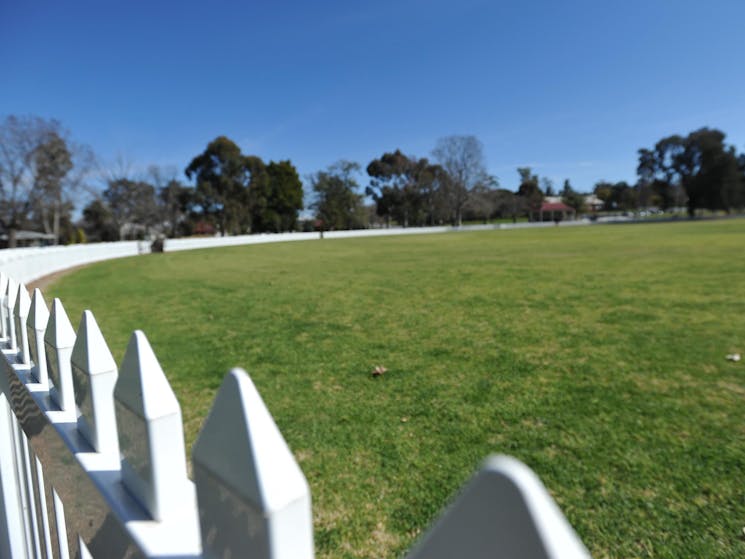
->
532 201 576 222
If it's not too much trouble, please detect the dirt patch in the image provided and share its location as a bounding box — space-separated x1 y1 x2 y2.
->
27 263 91 294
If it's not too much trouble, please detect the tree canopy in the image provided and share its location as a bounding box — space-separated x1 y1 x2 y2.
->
185 136 250 235
637 128 744 216
310 161 366 230
366 150 444 227
184 137 304 235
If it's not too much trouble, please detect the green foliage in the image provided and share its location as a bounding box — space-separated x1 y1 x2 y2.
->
516 167 544 217
47 220 745 559
637 128 745 215
185 136 249 235
594 181 638 211
366 150 443 227
310 160 366 230
185 138 303 234
81 199 119 242
561 179 586 212
259 160 304 232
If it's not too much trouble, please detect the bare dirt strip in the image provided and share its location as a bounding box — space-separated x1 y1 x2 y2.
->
27 263 91 294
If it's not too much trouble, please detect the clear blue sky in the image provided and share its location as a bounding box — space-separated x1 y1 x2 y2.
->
2 0 744 194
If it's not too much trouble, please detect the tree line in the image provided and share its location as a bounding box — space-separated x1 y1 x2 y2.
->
1 114 745 248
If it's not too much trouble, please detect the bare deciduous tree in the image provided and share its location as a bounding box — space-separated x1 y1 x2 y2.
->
0 115 96 246
431 135 489 226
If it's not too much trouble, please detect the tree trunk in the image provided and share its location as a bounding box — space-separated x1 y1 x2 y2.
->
53 202 61 245
8 228 17 249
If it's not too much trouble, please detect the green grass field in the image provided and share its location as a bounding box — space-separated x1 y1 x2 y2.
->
46 220 745 558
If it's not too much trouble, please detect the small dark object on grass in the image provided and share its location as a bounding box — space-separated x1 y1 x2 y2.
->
151 237 165 253
372 365 387 377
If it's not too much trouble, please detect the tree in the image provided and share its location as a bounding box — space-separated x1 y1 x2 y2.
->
266 160 303 232
594 181 637 211
637 128 744 215
309 161 366 230
516 167 543 219
251 160 303 233
81 199 118 242
678 129 743 215
462 175 501 223
185 136 250 235
432 135 489 226
366 150 442 227
30 131 73 244
541 178 555 197
0 115 96 247
158 179 194 237
102 179 158 239
560 179 586 213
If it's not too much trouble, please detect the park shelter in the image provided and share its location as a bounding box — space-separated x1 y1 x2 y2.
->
533 201 576 222
0 230 55 248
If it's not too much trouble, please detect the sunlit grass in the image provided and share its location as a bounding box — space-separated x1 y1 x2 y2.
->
47 220 745 558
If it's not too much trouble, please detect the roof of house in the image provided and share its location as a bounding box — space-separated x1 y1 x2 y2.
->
0 230 56 241
540 202 574 212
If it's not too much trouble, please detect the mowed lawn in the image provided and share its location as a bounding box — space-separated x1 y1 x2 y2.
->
46 220 745 558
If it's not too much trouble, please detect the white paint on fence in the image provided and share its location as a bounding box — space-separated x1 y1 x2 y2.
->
406 455 590 558
4 278 18 352
45 299 77 417
13 284 31 367
0 269 591 558
71 310 120 462
193 368 314 559
115 330 193 522
27 289 49 386
0 221 592 286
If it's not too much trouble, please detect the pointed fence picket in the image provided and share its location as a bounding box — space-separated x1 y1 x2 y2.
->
0 272 591 559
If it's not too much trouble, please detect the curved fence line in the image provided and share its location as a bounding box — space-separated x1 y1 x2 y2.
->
0 221 591 285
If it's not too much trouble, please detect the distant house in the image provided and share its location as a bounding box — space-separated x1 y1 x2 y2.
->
532 201 576 222
583 194 604 212
0 230 56 249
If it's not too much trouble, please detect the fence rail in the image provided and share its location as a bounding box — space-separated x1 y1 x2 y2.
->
0 256 590 557
0 221 592 286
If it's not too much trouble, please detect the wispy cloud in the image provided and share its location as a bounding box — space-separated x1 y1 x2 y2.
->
239 105 326 153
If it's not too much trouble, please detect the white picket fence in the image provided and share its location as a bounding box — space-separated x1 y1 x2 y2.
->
0 221 593 286
0 262 591 557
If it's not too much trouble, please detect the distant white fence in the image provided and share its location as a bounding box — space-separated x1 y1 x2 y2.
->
0 221 592 286
0 242 149 286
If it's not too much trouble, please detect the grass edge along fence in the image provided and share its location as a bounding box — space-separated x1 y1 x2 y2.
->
0 221 591 285
0 267 590 558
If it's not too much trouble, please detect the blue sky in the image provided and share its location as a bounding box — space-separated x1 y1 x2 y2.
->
2 0 744 194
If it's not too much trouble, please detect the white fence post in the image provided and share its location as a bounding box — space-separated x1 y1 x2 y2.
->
0 272 8 340
406 455 590 559
4 278 18 353
0 395 26 558
27 289 49 386
13 284 31 367
114 330 194 522
45 299 77 418
192 368 314 559
71 310 120 463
